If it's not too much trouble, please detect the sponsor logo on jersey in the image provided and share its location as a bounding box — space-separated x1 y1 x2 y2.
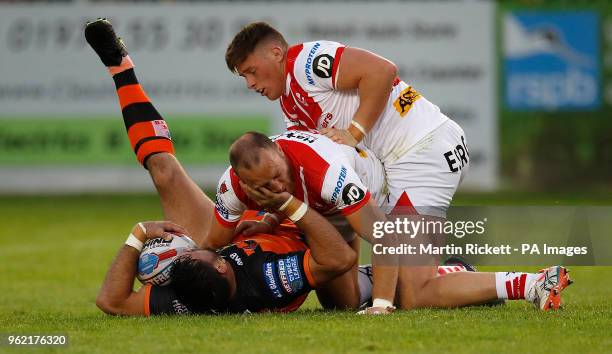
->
219 181 228 194
313 54 334 79
278 255 304 294
172 300 191 315
503 12 600 110
215 197 230 220
305 42 322 85
295 91 309 107
229 252 243 266
393 86 421 117
330 166 348 204
356 147 368 158
342 183 366 205
263 262 283 298
282 131 317 144
321 113 333 128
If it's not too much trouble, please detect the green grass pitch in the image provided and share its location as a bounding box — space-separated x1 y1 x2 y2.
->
1 193 611 353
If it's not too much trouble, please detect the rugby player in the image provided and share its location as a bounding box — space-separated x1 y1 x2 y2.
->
215 132 573 312
85 19 573 314
225 22 574 312
84 18 465 313
209 130 400 311
84 18 384 312
96 210 359 315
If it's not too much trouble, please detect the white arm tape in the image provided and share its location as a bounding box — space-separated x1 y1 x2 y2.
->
351 120 367 136
278 195 294 212
125 234 144 252
288 202 308 223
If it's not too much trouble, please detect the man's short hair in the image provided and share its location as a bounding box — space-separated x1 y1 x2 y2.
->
229 131 277 172
225 22 288 73
170 251 231 313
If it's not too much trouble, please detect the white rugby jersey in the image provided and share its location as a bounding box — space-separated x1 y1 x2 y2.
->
280 41 449 164
214 131 384 228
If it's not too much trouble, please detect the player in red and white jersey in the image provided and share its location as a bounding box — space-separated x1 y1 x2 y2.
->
281 40 448 166
87 18 574 316
225 22 471 312
213 130 385 229
207 130 396 310
226 22 469 219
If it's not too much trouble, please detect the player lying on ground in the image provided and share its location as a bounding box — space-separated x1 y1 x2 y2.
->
96 209 360 315
84 18 395 313
96 210 481 316
85 18 573 313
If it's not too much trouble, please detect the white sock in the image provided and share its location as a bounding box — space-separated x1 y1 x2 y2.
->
495 272 538 300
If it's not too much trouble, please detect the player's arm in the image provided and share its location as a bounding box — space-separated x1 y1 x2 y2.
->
238 181 357 284
345 200 398 312
322 47 397 145
293 204 358 284
201 168 248 249
203 219 237 249
96 221 187 316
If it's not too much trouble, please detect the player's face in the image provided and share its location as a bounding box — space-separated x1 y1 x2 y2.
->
236 44 285 100
237 148 294 194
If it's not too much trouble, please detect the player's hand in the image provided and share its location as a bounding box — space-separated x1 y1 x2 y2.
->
357 306 396 315
239 181 292 211
321 128 358 147
133 221 188 242
235 220 274 236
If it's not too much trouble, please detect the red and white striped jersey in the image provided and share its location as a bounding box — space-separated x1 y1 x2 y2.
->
280 41 449 164
214 131 376 228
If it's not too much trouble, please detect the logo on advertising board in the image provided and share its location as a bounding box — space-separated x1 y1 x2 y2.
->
503 12 600 111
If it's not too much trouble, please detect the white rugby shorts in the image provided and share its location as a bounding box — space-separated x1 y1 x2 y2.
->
381 119 469 218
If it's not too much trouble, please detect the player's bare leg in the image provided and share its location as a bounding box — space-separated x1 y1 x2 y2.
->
315 237 360 309
85 18 214 244
146 154 214 245
396 233 573 310
398 265 498 308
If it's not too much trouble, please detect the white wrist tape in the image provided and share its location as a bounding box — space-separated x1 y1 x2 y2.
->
288 202 308 223
278 195 294 212
351 120 367 136
125 233 144 252
372 298 394 309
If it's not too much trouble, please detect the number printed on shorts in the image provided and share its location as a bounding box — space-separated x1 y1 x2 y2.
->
443 136 469 173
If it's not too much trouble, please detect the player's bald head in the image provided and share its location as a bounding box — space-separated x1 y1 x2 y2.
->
229 131 279 173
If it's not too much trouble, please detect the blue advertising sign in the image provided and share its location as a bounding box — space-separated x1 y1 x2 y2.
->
503 12 600 111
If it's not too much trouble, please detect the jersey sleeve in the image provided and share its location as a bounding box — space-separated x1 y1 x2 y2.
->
145 284 192 316
214 167 247 228
319 159 371 216
293 41 346 92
